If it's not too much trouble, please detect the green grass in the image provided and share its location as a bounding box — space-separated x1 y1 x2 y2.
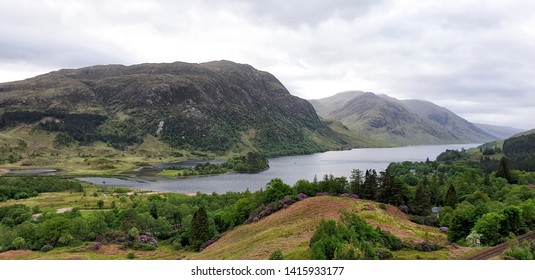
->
0 184 133 213
393 248 450 260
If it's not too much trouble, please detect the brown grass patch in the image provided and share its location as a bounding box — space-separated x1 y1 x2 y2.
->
0 250 33 260
193 197 355 260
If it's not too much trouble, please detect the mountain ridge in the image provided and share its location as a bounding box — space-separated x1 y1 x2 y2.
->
0 61 348 164
310 91 497 146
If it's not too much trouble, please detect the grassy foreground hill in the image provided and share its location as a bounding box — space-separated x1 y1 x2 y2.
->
194 196 474 260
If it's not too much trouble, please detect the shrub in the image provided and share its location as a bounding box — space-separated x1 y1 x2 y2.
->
297 193 308 201
379 204 387 210
399 205 409 214
503 240 535 260
269 249 284 260
127 252 136 259
11 237 26 250
414 240 442 252
41 245 53 252
375 247 394 259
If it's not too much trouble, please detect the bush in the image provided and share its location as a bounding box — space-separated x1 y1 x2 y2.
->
503 240 535 260
11 237 26 250
41 245 53 252
414 240 442 252
269 249 284 260
127 252 136 259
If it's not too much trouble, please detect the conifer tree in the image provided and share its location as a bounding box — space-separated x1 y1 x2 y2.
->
444 184 459 208
190 206 210 251
410 184 431 216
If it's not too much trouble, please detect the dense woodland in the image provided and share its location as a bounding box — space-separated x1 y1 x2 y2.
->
0 109 331 157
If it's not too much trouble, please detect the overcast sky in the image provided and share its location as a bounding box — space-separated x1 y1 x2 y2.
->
1 0 534 129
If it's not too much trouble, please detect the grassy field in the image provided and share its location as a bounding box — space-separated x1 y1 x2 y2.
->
0 125 227 175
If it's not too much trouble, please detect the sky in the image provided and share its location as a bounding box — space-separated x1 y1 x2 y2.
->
1 0 534 129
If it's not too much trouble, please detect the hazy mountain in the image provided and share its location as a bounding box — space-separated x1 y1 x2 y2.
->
473 123 525 140
399 99 497 143
310 91 497 146
0 61 347 157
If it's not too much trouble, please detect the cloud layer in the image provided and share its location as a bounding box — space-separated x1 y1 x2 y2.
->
1 0 533 129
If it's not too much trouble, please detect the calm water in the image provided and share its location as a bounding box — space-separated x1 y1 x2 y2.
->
77 144 479 194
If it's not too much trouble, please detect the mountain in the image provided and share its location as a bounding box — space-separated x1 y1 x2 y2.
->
0 61 347 161
502 128 535 171
472 123 524 140
310 91 497 146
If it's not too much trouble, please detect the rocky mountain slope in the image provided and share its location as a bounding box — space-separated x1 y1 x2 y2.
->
310 91 497 146
0 61 347 159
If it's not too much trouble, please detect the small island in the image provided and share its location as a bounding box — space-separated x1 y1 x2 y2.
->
159 152 269 177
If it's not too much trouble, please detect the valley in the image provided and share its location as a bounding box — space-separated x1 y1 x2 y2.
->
1 61 534 261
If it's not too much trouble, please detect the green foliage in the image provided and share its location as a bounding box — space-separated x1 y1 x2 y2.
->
410 184 431 216
496 157 515 184
190 207 210 251
473 212 505 246
225 152 269 173
436 149 468 162
0 204 32 226
167 152 269 176
309 213 402 260
503 240 535 260
0 177 83 202
264 179 294 204
269 249 284 260
503 133 535 171
444 185 458 208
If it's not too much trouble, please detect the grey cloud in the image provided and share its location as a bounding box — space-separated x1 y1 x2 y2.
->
242 0 384 26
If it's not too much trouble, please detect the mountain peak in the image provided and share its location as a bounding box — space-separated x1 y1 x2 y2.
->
310 91 497 146
0 60 347 157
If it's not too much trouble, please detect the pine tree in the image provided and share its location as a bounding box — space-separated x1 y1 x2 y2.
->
378 170 404 206
410 183 431 216
444 184 458 208
190 206 210 251
362 169 378 200
429 174 442 206
350 169 363 195
496 157 515 184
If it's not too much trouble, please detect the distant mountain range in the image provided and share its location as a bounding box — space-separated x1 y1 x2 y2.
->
473 123 524 140
310 91 510 146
